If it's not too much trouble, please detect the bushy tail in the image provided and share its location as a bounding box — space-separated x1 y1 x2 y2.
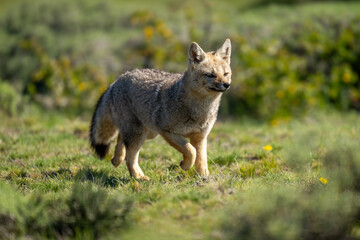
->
89 91 117 159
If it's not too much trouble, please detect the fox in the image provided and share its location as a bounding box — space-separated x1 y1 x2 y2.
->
89 39 232 180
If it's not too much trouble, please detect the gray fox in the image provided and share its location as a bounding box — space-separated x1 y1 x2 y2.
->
90 39 232 180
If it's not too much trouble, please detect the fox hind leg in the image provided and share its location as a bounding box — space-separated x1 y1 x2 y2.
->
111 134 126 167
123 126 149 181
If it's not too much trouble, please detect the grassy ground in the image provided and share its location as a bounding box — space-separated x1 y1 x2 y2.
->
1 109 359 239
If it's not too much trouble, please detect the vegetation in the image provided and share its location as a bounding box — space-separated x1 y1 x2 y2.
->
1 0 360 239
0 0 360 118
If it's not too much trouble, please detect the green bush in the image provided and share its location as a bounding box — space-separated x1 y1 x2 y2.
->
221 187 357 240
0 0 123 109
224 15 360 119
243 0 358 9
0 80 21 116
0 182 132 239
1 0 360 118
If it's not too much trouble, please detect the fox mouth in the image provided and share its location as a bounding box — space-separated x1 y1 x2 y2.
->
209 87 226 93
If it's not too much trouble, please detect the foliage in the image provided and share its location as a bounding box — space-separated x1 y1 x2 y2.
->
0 182 132 239
243 0 358 9
0 0 122 109
0 1 360 118
225 15 360 119
0 80 22 116
221 187 357 240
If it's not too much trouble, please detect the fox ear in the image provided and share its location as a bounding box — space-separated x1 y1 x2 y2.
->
216 38 231 64
189 42 206 64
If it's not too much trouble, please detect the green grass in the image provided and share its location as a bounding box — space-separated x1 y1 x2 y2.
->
1 109 359 239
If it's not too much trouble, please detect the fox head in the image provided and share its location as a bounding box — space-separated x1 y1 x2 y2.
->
187 39 232 96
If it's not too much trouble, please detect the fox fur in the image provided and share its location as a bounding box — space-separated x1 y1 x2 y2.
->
90 39 232 180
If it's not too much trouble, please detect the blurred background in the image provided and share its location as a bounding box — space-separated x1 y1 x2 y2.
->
0 0 359 121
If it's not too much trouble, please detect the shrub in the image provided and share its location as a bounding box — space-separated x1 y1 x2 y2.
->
0 0 123 109
224 15 360 119
221 187 357 240
0 80 21 116
0 182 132 239
1 0 360 118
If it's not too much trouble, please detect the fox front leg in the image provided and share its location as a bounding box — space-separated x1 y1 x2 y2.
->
160 131 196 170
190 133 209 177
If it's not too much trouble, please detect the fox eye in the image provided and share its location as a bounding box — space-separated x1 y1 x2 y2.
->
205 73 216 78
224 72 229 77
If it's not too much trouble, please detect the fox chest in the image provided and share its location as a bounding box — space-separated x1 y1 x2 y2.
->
167 108 218 136
152 97 220 136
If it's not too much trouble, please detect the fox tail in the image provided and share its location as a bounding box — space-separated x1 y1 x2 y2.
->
89 90 117 159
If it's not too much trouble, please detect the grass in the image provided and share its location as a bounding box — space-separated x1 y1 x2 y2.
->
1 109 359 239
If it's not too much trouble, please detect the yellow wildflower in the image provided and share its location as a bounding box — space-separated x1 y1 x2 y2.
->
270 119 279 126
319 177 328 184
144 26 154 40
276 90 285 99
343 72 351 83
78 82 86 91
263 145 273 151
288 85 296 94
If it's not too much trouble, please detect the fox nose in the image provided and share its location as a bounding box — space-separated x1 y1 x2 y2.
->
223 83 230 89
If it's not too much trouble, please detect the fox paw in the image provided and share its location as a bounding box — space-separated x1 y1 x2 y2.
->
180 160 193 171
111 157 122 167
196 168 209 177
135 175 150 181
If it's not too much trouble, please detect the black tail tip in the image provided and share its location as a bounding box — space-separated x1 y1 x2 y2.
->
91 143 110 159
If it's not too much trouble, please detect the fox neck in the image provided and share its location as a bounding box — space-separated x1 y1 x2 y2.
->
178 71 222 116
182 70 222 98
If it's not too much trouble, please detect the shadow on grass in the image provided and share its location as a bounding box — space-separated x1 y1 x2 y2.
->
43 168 72 180
211 152 266 166
74 168 129 187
